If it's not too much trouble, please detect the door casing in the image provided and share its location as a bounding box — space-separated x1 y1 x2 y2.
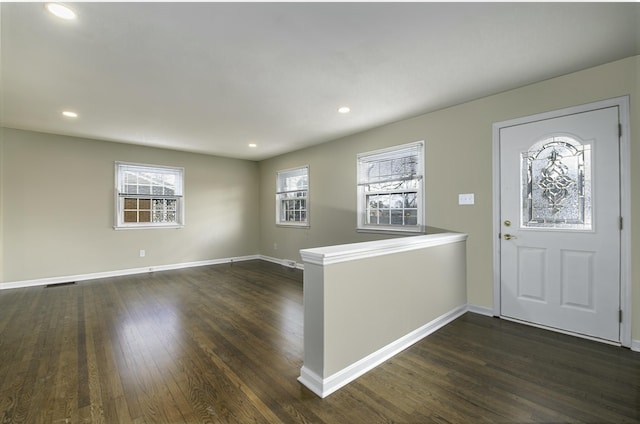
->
492 96 631 347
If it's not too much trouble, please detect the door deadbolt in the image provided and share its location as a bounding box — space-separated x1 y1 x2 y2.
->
504 220 511 227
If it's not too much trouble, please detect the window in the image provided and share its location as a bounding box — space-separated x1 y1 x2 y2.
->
276 166 309 227
357 141 424 233
115 162 184 229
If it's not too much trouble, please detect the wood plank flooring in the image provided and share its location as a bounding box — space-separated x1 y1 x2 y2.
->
1 260 638 423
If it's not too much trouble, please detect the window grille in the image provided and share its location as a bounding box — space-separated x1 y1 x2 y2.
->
276 166 309 227
115 162 184 229
357 141 424 232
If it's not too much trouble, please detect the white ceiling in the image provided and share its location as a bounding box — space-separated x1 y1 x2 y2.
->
2 2 639 161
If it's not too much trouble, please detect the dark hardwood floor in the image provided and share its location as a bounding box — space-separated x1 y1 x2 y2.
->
1 260 638 423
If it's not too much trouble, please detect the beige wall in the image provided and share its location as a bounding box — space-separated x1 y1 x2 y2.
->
259 56 639 340
301 240 467 380
0 129 4 281
635 55 640 344
0 129 260 283
324 242 467 376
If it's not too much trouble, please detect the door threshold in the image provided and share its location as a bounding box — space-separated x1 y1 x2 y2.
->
500 315 621 347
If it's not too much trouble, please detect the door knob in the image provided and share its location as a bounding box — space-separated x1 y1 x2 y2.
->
503 234 517 240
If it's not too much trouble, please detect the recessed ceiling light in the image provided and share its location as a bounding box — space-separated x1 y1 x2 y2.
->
338 106 351 114
248 143 257 148
62 111 78 118
46 3 77 20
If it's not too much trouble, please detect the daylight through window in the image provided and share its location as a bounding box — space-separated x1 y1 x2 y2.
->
357 141 424 232
115 162 184 229
276 166 309 227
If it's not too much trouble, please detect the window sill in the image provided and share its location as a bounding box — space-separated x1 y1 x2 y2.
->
113 224 184 231
276 223 310 229
356 227 425 236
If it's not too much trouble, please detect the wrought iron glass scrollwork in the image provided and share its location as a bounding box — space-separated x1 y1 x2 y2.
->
521 136 592 230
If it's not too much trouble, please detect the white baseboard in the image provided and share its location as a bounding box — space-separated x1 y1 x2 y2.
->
632 340 640 353
298 303 468 398
0 255 260 290
259 255 304 270
297 367 325 398
467 304 494 317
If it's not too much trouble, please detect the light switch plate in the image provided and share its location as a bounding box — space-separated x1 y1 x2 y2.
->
458 193 475 205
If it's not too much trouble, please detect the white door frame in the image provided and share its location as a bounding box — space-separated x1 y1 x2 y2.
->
492 96 631 347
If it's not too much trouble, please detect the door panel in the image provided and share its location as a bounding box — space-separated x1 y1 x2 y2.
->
560 249 594 310
499 107 620 342
517 247 546 301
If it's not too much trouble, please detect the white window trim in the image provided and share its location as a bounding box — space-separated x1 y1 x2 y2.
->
276 165 310 228
114 161 185 230
356 141 425 234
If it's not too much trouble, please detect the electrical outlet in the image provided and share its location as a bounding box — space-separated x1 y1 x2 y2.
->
139 249 146 257
458 193 475 205
273 242 278 250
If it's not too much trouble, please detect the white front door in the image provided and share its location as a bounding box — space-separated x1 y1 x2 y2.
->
499 106 621 342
